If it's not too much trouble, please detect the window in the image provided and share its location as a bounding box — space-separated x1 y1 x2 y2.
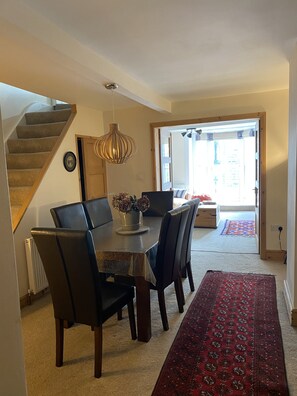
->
193 136 255 205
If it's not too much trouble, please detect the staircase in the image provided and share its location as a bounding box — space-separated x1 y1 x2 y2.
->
6 104 76 231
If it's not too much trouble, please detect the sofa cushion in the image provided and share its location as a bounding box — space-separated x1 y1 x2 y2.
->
173 189 187 199
192 194 212 202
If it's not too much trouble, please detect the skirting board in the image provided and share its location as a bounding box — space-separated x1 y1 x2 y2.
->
20 287 49 309
283 279 297 326
265 249 287 261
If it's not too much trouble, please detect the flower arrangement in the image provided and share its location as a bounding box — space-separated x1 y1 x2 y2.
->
112 192 150 214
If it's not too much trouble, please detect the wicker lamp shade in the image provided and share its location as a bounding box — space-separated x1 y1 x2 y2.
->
94 123 136 164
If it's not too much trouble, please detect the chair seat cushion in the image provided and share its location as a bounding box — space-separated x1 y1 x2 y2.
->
101 281 134 323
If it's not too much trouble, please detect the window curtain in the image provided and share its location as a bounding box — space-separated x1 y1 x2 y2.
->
192 130 255 205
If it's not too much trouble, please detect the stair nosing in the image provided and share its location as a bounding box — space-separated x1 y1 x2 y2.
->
7 152 51 156
9 136 58 142
8 168 41 172
18 120 67 125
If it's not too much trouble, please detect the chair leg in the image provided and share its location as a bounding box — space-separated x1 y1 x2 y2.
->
181 266 187 278
55 318 64 367
186 260 195 292
94 326 103 378
179 272 186 305
117 309 123 320
63 320 74 328
174 278 184 313
127 301 137 340
157 290 169 331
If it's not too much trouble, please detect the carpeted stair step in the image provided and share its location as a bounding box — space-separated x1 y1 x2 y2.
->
16 122 66 139
7 136 58 153
54 103 72 110
9 186 31 205
25 109 71 125
8 169 40 187
6 152 50 169
9 104 75 231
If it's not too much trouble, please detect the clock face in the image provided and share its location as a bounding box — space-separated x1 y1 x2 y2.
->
63 151 77 172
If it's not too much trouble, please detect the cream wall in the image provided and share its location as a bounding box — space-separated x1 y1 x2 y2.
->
285 46 297 315
172 133 190 189
0 109 27 395
0 83 51 140
14 105 104 297
104 89 288 252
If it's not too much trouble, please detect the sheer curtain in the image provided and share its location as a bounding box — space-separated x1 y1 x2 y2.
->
192 130 255 205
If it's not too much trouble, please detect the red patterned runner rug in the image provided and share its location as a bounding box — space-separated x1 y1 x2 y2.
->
152 271 289 395
221 220 255 237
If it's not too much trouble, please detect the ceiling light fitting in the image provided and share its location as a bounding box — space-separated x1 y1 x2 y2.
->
181 128 202 138
93 83 136 164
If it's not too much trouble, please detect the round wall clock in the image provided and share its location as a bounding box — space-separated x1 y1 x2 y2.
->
63 151 77 172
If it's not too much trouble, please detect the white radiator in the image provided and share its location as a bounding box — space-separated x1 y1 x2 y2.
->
25 237 49 294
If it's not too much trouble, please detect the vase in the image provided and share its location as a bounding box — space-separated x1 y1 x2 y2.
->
119 211 141 231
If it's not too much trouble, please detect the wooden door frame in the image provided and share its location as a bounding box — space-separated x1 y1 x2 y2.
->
150 112 266 259
76 134 107 201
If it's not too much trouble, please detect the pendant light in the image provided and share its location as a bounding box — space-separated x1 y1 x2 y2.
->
94 83 136 164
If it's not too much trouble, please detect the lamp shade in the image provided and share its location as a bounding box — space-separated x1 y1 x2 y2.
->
94 123 136 164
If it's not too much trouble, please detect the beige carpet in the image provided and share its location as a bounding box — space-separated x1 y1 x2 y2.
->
192 211 258 253
21 251 297 396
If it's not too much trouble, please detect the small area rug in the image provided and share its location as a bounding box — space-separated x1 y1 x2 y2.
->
221 219 255 237
152 271 289 395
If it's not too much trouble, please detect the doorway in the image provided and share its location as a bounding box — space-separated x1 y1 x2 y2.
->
151 112 266 259
77 135 107 200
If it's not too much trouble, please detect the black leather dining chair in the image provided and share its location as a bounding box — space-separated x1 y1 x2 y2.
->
82 197 113 229
50 202 89 230
114 205 189 331
50 201 112 282
31 227 137 378
141 190 174 217
181 198 200 294
151 205 190 330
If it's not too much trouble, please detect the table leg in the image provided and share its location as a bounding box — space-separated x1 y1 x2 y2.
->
135 276 151 342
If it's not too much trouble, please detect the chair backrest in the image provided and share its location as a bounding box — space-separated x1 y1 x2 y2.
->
57 229 103 326
142 191 174 217
50 202 89 230
181 198 200 268
83 197 113 229
31 228 75 322
154 205 190 289
32 227 103 327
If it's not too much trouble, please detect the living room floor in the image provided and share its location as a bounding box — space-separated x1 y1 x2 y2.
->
192 210 258 254
21 247 295 396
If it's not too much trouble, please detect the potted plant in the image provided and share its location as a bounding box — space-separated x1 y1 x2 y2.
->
112 193 150 230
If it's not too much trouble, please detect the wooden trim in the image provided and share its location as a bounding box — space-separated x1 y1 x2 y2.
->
150 112 266 257
150 112 266 129
265 249 287 261
259 113 266 260
20 287 49 309
75 135 108 201
283 279 297 326
150 126 160 190
12 105 77 232
291 309 297 327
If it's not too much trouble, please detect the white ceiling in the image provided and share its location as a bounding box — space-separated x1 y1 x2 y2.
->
1 0 297 112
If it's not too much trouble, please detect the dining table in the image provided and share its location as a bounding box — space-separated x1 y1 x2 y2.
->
91 215 162 342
